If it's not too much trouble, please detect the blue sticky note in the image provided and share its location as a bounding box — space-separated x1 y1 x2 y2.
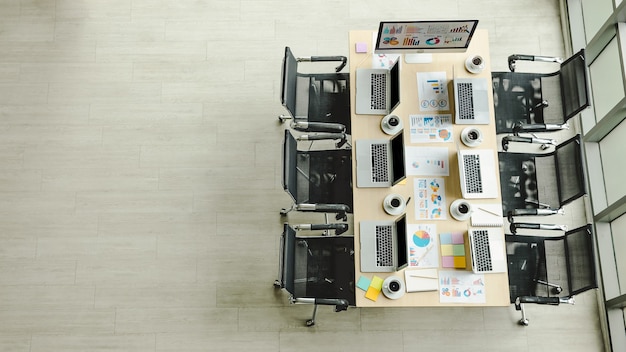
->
440 233 452 244
357 276 371 291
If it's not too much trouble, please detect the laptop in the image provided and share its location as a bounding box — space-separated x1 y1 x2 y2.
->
355 58 401 115
453 77 490 124
457 148 498 199
355 131 406 188
360 215 409 273
468 228 507 273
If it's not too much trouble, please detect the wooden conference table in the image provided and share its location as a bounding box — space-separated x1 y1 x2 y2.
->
348 29 510 307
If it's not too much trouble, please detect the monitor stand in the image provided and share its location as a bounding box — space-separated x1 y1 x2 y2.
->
404 53 433 64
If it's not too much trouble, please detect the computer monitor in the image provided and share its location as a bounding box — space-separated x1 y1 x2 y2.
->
375 20 479 63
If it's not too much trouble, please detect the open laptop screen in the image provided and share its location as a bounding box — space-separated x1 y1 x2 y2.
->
391 131 406 186
389 59 401 113
395 215 409 270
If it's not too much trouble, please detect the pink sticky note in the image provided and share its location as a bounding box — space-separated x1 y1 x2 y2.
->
356 42 367 53
452 232 465 244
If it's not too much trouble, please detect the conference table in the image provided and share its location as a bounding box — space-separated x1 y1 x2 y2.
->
348 29 510 307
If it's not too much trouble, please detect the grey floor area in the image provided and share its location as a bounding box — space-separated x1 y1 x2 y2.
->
0 0 606 351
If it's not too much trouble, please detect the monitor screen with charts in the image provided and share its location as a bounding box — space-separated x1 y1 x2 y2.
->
375 20 479 54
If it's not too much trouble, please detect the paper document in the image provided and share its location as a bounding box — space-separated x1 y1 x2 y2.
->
405 147 450 176
439 270 486 304
406 223 439 268
414 178 447 220
409 114 453 143
417 71 450 112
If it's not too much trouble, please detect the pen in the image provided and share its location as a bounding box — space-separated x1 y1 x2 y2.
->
409 274 438 279
406 196 411 206
414 243 434 265
478 207 502 217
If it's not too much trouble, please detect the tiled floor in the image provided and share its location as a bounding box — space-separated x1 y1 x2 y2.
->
0 0 606 351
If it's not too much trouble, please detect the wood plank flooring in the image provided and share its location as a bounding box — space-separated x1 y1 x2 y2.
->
0 0 605 351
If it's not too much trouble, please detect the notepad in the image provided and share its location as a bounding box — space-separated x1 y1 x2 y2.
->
404 268 439 292
470 204 504 227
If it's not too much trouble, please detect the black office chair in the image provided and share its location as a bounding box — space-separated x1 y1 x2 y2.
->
498 134 586 233
506 224 597 326
274 223 355 327
278 46 351 144
281 129 352 221
492 49 590 151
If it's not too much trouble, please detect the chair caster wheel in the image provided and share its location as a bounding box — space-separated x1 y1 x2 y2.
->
519 319 529 326
306 319 315 327
280 209 288 215
552 287 563 294
273 280 281 288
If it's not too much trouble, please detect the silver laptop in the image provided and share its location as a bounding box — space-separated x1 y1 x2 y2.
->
356 131 406 188
457 148 498 199
468 228 507 273
355 59 401 115
454 77 490 124
360 215 409 273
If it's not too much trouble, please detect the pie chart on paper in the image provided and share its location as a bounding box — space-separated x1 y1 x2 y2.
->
412 230 431 247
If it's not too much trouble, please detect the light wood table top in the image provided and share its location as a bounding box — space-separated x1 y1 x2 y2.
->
348 29 510 307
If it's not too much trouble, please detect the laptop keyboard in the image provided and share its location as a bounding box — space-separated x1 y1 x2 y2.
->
463 153 483 194
371 143 389 183
457 82 475 120
375 225 393 267
370 73 387 110
472 230 493 272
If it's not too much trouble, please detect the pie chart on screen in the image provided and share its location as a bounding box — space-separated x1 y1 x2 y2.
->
412 230 431 247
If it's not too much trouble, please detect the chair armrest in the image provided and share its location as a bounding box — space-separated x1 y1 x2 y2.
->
502 135 556 151
297 55 348 72
508 54 563 72
294 298 350 311
512 123 569 134
291 121 346 133
509 222 567 234
293 223 349 235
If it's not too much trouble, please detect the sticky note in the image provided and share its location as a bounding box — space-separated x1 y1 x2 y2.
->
453 256 466 268
452 244 465 256
357 276 371 291
440 233 452 244
370 276 384 290
356 42 368 53
365 286 381 301
452 232 465 244
442 256 455 268
441 244 454 256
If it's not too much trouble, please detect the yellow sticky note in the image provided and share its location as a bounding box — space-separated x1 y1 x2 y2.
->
441 244 454 256
453 256 467 268
370 276 384 290
365 286 381 301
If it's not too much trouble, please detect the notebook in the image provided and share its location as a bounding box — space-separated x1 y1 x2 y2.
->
355 58 401 115
360 215 409 273
468 228 507 274
470 203 504 227
453 77 490 124
404 268 438 292
356 131 406 188
457 149 499 199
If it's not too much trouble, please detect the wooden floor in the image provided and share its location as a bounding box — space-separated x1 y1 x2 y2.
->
0 0 606 351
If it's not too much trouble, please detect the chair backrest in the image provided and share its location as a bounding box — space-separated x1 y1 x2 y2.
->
505 224 597 301
554 134 586 206
281 129 298 203
563 224 597 295
281 47 298 117
560 49 590 122
279 223 297 295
